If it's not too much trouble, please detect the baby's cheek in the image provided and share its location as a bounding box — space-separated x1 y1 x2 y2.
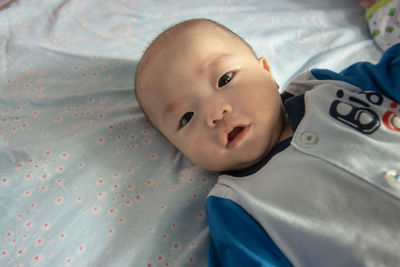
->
192 137 213 157
193 136 209 150
181 136 207 158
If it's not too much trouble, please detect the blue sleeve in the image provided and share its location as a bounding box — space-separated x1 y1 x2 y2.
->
205 196 293 267
311 43 400 103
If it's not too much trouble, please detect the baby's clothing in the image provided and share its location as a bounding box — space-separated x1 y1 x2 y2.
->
366 0 400 50
205 43 400 267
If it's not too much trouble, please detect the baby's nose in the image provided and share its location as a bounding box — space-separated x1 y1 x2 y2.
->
207 103 232 127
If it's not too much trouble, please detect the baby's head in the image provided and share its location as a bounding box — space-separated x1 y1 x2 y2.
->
135 19 289 171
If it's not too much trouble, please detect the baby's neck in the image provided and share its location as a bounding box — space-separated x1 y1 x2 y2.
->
278 115 294 143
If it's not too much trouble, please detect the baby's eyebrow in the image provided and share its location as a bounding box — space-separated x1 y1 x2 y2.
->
162 100 179 123
198 53 229 74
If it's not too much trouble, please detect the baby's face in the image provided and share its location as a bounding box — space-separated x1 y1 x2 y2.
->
139 23 287 171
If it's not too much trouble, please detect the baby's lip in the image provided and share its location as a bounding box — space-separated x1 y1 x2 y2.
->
224 125 250 148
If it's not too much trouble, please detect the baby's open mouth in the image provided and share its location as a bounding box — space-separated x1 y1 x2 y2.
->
225 125 250 148
226 125 250 148
228 126 245 142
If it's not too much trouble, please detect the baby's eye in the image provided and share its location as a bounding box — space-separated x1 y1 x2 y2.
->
218 72 234 88
179 112 194 128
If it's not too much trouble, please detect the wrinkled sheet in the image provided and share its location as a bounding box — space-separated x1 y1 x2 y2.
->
0 0 381 266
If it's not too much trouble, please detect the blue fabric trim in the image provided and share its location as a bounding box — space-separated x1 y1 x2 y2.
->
311 43 400 103
206 196 293 267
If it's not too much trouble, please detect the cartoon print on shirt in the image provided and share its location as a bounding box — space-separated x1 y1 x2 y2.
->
330 89 400 134
329 89 382 134
383 102 400 132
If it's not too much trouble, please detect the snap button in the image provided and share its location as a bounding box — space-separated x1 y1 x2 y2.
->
301 132 318 145
385 170 400 186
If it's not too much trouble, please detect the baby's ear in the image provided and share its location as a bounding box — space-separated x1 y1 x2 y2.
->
258 57 279 89
258 57 271 73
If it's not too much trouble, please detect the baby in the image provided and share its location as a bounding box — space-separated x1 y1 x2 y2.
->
135 19 400 266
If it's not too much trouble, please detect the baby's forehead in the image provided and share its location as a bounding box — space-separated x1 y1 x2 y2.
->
140 25 202 75
155 23 222 53
143 26 222 77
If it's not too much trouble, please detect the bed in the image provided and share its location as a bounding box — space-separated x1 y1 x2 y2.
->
0 0 382 266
